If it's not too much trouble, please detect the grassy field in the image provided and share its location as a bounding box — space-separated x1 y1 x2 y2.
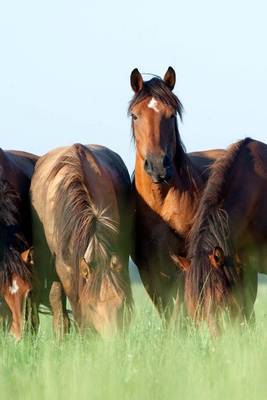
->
1 277 267 400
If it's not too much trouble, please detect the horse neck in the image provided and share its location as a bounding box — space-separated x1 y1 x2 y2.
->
134 152 201 235
84 151 119 222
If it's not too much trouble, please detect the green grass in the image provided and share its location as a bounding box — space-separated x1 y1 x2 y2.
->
1 281 267 400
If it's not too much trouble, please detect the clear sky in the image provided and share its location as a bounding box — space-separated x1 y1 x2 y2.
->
1 0 266 173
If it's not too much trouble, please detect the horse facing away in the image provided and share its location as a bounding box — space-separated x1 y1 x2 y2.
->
177 138 267 332
0 149 38 339
129 67 225 321
30 144 133 338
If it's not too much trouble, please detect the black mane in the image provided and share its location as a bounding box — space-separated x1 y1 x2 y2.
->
0 180 31 288
186 137 253 307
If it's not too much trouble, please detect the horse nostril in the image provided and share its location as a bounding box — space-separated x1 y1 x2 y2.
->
163 155 171 168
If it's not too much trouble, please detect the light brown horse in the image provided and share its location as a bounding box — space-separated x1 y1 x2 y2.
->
0 149 38 339
177 138 267 331
30 144 133 338
129 67 225 320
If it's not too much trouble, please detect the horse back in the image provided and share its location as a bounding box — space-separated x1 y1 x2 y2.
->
85 145 131 204
0 149 38 194
188 149 226 180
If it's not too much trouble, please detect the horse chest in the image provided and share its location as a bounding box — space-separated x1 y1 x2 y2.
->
135 199 187 257
134 177 197 242
148 190 196 237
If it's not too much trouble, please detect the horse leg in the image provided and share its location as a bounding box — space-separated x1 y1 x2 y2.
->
242 267 258 325
62 291 70 333
171 277 186 330
139 266 179 325
54 259 78 329
20 247 39 334
49 281 70 338
24 291 39 334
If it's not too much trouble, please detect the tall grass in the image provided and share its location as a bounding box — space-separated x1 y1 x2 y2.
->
1 281 267 400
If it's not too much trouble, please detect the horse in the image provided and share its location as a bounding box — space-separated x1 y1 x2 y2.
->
0 149 38 339
30 143 133 338
177 138 267 332
129 67 226 321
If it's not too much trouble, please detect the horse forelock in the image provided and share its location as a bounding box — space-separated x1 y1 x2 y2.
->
80 206 133 306
186 138 253 312
81 266 133 309
83 205 118 260
186 208 233 307
0 247 32 290
80 207 132 303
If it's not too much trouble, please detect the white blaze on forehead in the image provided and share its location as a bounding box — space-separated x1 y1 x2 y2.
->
9 279 19 295
148 97 160 113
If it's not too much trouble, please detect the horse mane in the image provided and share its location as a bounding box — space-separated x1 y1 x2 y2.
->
48 144 131 303
0 180 31 289
186 137 253 309
128 77 200 192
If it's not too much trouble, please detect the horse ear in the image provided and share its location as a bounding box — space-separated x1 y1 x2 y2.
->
130 68 143 93
164 66 176 90
209 247 225 268
110 255 122 272
21 247 34 266
171 254 191 271
80 259 90 280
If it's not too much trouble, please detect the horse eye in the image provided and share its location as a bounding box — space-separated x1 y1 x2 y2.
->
131 113 138 121
170 114 176 119
214 255 220 263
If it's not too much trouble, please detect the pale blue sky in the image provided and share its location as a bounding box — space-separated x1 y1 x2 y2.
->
0 0 266 172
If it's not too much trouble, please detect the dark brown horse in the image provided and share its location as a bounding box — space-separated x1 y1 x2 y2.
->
0 149 38 339
129 67 225 320
178 138 267 331
30 144 133 338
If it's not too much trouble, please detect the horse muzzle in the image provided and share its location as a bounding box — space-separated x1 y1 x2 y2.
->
144 154 173 183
